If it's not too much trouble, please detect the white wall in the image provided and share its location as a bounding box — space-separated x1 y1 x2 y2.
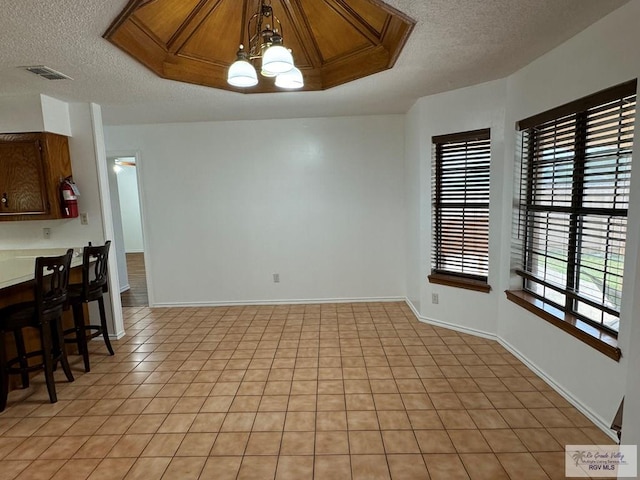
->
41 95 71 136
107 157 129 291
115 164 144 253
405 79 507 336
404 104 423 313
404 0 640 436
0 95 44 133
622 203 640 446
0 94 70 137
105 115 406 306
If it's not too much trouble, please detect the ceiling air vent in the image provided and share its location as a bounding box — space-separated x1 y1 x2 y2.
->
23 65 72 81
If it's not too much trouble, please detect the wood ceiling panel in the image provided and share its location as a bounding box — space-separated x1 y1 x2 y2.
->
276 0 323 68
133 0 203 46
105 0 415 93
297 0 372 63
178 0 245 63
267 1 313 69
336 0 389 36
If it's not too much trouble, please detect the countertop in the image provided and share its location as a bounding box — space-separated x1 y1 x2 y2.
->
0 248 85 290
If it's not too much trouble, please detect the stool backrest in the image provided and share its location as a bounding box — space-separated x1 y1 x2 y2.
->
34 249 73 316
82 241 111 298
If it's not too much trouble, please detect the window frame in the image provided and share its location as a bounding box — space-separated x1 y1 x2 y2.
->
508 79 637 360
429 128 492 293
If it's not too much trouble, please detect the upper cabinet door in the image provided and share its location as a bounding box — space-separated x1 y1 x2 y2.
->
0 132 73 221
0 139 48 216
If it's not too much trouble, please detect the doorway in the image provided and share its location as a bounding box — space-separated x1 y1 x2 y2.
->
108 155 149 307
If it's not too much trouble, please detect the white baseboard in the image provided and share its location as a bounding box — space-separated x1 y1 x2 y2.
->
92 330 126 341
405 298 496 340
151 296 406 308
497 337 618 441
119 284 130 293
403 298 618 442
108 330 126 340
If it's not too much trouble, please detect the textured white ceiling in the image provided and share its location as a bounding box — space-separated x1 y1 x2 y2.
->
0 0 629 125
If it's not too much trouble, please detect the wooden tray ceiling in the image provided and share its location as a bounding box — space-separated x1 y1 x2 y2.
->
104 0 415 94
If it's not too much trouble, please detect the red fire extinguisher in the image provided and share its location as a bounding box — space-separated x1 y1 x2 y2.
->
60 176 79 218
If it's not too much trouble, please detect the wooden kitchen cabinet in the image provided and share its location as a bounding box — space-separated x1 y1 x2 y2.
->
0 132 73 221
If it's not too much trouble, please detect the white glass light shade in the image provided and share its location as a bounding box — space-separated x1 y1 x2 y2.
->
261 45 294 75
227 59 258 87
275 67 304 89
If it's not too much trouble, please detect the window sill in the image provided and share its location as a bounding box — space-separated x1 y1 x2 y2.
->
505 289 621 362
428 273 491 293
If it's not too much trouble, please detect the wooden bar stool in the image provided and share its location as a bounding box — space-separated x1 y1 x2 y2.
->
0 250 75 411
65 241 113 372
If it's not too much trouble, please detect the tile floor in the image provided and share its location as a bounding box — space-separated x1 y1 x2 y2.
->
0 302 616 479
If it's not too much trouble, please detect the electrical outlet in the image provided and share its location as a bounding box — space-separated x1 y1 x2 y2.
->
80 212 88 225
273 273 280 283
432 293 439 304
43 228 51 239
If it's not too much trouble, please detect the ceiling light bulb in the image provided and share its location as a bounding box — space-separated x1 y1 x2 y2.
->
275 67 304 89
228 60 258 87
261 45 294 76
227 45 258 87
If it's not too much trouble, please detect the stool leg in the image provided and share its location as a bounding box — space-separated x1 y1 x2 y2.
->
98 297 114 356
0 332 9 412
13 329 30 388
40 321 57 404
53 317 74 383
72 302 90 373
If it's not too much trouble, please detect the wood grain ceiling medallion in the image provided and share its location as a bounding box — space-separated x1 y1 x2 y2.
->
104 0 415 93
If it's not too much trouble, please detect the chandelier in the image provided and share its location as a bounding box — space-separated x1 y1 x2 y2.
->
227 0 303 90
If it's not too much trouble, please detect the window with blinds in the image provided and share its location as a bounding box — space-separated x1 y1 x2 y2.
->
430 129 491 288
515 80 637 336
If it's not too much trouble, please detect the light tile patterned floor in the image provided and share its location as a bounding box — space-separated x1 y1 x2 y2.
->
0 302 615 479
